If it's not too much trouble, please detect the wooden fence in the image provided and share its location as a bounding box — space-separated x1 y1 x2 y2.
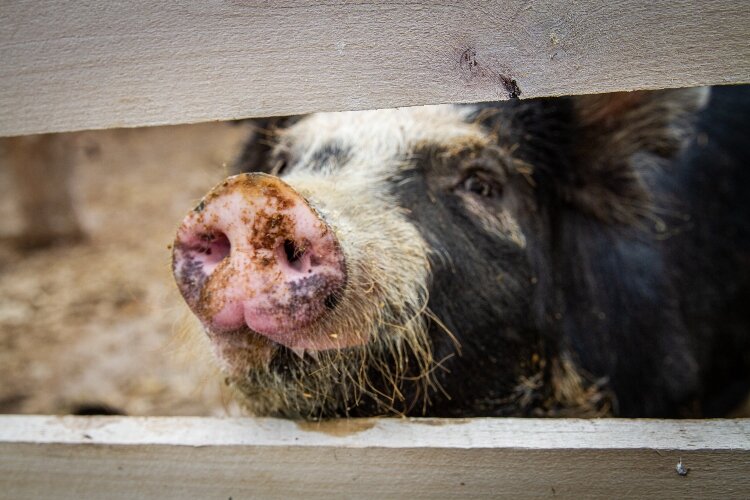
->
1 416 749 498
1 1 749 498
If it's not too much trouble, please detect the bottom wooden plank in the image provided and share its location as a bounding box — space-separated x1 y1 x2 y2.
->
0 416 748 499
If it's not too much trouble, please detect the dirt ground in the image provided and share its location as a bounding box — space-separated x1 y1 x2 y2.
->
0 122 253 416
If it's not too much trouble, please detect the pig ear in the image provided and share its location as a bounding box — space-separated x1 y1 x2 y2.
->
233 116 301 173
560 88 709 223
572 87 709 160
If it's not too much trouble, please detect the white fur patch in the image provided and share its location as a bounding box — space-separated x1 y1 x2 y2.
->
282 105 485 177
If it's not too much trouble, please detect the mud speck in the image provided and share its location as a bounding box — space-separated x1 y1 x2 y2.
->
297 418 376 436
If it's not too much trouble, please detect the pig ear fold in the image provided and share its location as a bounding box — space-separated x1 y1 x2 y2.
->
232 116 301 173
572 87 709 161
560 88 709 223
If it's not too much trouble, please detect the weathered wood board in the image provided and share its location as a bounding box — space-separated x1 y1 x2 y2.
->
0 416 748 498
1 1 749 136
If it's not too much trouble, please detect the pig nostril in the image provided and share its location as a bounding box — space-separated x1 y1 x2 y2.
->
284 239 300 262
283 239 305 271
200 232 231 267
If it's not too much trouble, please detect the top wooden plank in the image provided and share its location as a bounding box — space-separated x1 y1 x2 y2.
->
1 1 748 137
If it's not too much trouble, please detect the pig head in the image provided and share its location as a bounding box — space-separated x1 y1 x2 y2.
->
173 86 750 418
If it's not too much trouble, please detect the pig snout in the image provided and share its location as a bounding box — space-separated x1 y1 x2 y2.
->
172 173 346 350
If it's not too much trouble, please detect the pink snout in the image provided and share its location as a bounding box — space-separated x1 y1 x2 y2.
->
172 173 346 350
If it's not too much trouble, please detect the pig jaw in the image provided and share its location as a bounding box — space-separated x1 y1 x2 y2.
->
172 173 357 354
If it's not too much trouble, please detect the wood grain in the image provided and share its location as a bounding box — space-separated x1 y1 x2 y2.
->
1 416 748 498
1 1 748 136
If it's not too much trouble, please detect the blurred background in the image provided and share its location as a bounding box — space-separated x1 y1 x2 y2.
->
0 123 253 416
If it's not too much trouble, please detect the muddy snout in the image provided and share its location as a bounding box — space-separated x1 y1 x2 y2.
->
172 173 346 350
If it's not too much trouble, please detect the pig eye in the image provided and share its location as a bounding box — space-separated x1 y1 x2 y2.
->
458 169 500 198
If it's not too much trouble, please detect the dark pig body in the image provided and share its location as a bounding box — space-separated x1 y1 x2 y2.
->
173 86 750 418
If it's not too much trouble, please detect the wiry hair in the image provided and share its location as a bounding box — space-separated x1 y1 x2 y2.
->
563 87 709 225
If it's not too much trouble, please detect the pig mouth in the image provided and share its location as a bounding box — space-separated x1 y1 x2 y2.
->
202 290 370 363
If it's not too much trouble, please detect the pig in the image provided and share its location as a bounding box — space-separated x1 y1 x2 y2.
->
172 85 750 419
